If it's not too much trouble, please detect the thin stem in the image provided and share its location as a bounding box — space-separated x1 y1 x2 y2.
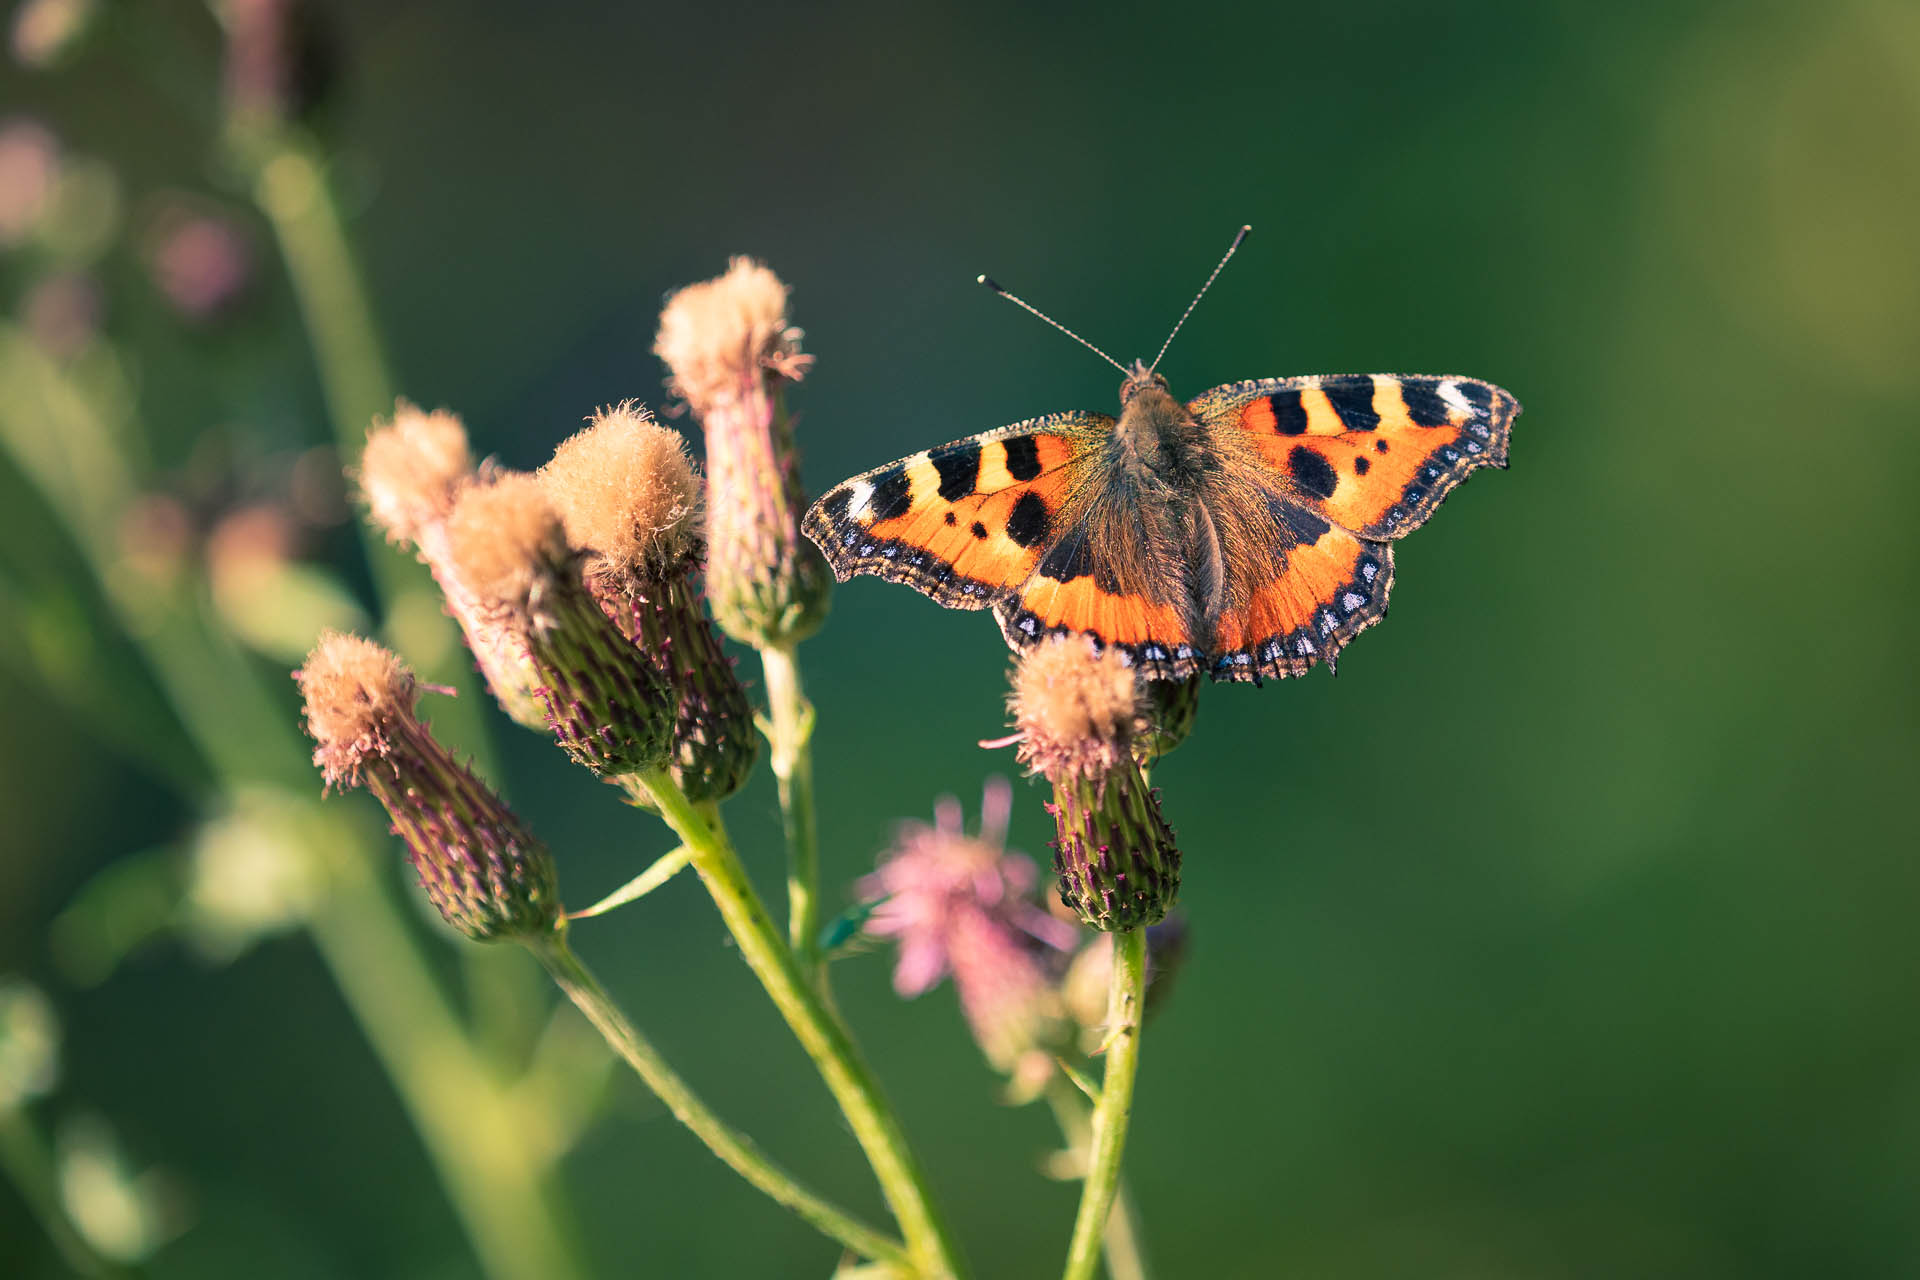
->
0 1106 138 1278
245 133 494 768
1061 929 1148 1280
308 845 586 1280
1043 1079 1151 1280
638 767 966 1280
0 342 581 1280
759 642 824 989
526 931 910 1268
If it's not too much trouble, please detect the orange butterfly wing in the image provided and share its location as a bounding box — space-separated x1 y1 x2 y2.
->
1188 373 1519 540
1188 373 1517 681
802 413 1106 608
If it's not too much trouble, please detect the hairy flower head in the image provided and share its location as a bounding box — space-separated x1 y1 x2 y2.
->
536 404 755 802
358 401 472 547
655 257 829 648
654 257 809 415
295 632 561 941
1008 638 1181 931
443 474 671 778
1010 636 1140 782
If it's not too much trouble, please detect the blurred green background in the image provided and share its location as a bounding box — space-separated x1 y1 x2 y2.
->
4 0 1918 1276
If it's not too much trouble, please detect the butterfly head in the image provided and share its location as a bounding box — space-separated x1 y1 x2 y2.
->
1120 359 1170 406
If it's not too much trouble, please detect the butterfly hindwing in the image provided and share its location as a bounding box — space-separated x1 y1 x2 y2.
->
1187 373 1518 541
995 515 1201 681
1205 496 1394 682
802 412 1107 609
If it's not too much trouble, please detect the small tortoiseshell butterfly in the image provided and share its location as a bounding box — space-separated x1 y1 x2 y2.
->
802 227 1519 683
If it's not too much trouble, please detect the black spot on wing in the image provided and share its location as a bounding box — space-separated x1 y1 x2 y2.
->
870 468 913 522
1268 390 1308 435
1400 379 1452 428
932 443 982 501
1322 376 1380 432
970 521 989 540
1286 445 1339 501
1036 526 1093 582
1002 435 1043 482
1005 492 1052 548
1353 455 1371 475
817 489 851 524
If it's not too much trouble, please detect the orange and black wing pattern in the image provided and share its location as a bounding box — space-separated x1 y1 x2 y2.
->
802 413 1107 610
1203 498 1395 682
1188 373 1519 541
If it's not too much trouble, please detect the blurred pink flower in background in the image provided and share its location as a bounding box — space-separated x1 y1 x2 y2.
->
861 779 1080 1077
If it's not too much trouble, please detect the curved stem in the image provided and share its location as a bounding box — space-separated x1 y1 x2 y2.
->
309 845 586 1280
758 643 824 990
1043 1079 1151 1280
526 932 909 1268
638 767 965 1280
1061 929 1147 1280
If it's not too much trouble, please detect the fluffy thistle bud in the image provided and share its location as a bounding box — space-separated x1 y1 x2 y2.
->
538 404 756 803
295 632 559 941
1011 638 1181 932
443 474 672 778
357 401 548 730
655 258 830 649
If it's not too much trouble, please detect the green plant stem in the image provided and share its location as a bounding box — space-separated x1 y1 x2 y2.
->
4 152 578 1280
0 1106 137 1278
1043 1079 1150 1280
244 132 493 769
308 843 586 1280
638 766 965 1280
1061 929 1148 1280
758 642 824 989
527 931 910 1268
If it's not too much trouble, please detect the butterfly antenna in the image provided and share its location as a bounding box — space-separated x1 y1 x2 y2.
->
1147 223 1252 374
977 274 1129 376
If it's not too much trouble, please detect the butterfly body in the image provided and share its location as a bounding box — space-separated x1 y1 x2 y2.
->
804 362 1518 684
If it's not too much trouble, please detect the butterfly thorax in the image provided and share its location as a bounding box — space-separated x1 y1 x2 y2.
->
1113 377 1210 488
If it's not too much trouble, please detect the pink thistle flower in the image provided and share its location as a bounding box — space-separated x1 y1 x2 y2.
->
861 779 1078 1076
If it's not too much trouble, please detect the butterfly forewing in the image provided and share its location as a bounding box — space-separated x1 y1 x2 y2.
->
802 412 1107 609
1186 373 1518 541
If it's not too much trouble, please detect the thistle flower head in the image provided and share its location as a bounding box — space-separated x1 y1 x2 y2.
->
1009 638 1182 932
539 402 700 579
860 780 1079 1077
295 629 416 787
359 400 472 547
655 258 829 648
295 632 560 941
443 473 571 620
1011 636 1140 782
654 258 810 415
356 401 548 730
444 474 672 778
536 405 756 803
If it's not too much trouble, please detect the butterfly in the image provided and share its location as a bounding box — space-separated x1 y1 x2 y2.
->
801 228 1519 683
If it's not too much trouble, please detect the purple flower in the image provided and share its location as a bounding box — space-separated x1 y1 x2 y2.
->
861 780 1078 1073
